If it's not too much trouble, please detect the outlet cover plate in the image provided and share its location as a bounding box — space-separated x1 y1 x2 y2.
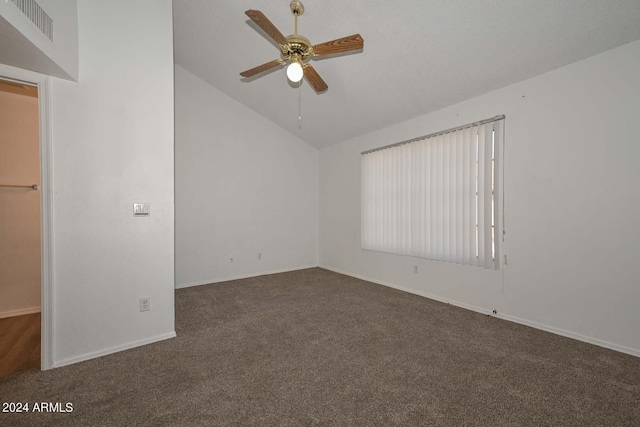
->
140 298 150 312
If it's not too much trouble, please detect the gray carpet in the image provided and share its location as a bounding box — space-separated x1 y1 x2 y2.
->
1 268 639 426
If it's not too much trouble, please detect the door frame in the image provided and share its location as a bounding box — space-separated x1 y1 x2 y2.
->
0 64 54 370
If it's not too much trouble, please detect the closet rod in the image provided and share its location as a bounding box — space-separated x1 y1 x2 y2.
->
0 184 38 190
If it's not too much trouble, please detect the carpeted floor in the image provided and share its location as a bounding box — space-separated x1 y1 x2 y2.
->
1 268 639 426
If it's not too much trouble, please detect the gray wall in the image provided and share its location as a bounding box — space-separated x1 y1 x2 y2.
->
319 40 640 356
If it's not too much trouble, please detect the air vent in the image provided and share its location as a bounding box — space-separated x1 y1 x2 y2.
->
10 0 53 41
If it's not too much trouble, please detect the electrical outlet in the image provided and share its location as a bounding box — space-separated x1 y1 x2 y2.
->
258 253 262 260
414 265 418 274
140 298 150 312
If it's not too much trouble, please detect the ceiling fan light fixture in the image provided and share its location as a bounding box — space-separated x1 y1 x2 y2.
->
240 6 363 93
286 61 304 83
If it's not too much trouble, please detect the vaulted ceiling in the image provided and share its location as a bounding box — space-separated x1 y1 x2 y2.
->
173 0 640 149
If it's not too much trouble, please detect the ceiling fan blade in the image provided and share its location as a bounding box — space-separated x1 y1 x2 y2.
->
303 65 328 93
245 10 288 46
240 59 284 78
313 34 364 57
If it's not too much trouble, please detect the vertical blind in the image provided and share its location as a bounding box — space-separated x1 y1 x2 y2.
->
361 117 504 269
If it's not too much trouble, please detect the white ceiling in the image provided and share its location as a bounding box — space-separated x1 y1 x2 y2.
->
173 0 640 149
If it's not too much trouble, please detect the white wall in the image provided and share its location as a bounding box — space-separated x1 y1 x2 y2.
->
175 65 318 287
0 0 78 80
49 0 175 365
0 88 40 318
319 40 640 356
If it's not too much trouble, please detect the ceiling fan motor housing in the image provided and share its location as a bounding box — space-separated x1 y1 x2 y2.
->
281 34 314 62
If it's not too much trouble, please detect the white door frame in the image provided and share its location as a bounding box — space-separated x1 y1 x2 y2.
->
0 64 54 370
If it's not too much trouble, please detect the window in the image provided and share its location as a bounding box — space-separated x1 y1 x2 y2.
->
361 117 504 269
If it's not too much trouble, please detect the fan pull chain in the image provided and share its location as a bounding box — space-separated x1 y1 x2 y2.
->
298 79 302 129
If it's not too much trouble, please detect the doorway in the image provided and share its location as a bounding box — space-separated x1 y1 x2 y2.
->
0 78 41 377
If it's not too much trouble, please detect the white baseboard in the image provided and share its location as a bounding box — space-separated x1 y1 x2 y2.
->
52 331 176 369
496 313 640 358
0 306 41 319
176 265 319 289
319 265 494 315
318 265 640 359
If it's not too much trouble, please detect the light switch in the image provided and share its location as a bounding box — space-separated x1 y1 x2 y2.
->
133 202 150 216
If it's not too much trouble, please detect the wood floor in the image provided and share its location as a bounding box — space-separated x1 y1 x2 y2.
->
0 313 40 378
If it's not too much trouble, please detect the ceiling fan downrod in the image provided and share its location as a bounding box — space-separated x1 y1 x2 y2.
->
290 1 304 35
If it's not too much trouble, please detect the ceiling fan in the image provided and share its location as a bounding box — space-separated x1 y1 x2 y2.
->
240 0 364 93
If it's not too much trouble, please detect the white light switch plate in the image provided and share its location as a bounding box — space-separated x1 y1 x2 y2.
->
133 203 150 216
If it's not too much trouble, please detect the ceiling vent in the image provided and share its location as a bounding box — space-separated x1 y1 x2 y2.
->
10 0 53 41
